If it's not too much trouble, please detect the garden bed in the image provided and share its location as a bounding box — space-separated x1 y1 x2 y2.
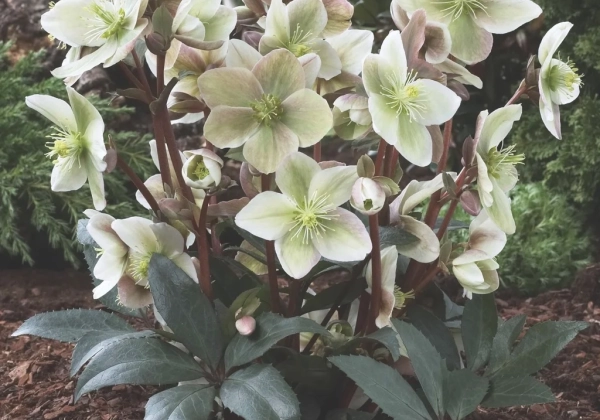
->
1 268 599 420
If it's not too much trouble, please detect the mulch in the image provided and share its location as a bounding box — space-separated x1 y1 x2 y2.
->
1 267 599 420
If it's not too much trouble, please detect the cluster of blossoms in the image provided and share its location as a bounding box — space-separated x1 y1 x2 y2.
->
28 0 582 331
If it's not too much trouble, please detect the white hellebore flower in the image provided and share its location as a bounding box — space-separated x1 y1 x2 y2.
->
474 105 524 234
26 87 107 210
182 149 224 189
452 212 506 298
394 0 542 64
350 177 386 215
363 31 461 167
236 152 371 279
538 22 583 140
332 93 372 141
42 0 149 78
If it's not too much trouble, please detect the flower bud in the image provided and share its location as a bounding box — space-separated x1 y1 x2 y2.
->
182 149 224 189
322 0 353 37
235 316 257 336
333 94 372 141
350 177 386 215
357 155 375 178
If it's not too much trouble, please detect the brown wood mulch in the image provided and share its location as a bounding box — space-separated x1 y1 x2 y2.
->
0 267 599 420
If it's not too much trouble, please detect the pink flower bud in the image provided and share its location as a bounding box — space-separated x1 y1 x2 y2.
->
235 316 256 336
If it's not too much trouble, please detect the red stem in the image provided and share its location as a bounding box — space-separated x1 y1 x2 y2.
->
313 142 322 162
506 83 527 106
261 173 282 315
437 119 453 174
366 214 382 334
197 197 214 300
374 140 387 176
383 144 396 178
117 156 161 217
132 50 153 99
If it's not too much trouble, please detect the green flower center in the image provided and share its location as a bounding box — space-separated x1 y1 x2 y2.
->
393 287 415 310
290 191 338 244
287 24 313 57
251 94 283 126
381 71 426 121
45 127 85 167
86 1 127 42
128 252 152 287
433 0 488 20
485 144 524 178
190 157 210 181
546 59 583 93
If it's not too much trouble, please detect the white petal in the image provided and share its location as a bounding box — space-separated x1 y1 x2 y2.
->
379 31 407 82
287 0 328 39
93 253 127 298
391 173 446 216
275 152 321 204
51 42 118 79
539 22 573 64
410 79 461 126
477 104 522 154
281 89 333 147
252 49 305 100
327 29 374 75
86 213 126 255
243 123 299 174
150 223 185 258
313 208 372 262
112 217 158 254
203 5 237 41
226 39 262 70
235 191 297 240
40 0 100 47
87 163 106 211
453 262 485 287
50 160 87 192
468 214 507 258
25 95 77 132
198 68 263 108
448 14 493 64
136 174 165 209
275 232 321 279
396 216 440 263
298 53 321 88
539 97 561 140
435 59 483 89
476 0 542 34
265 0 291 43
484 180 516 234
395 115 433 167
203 106 260 148
312 39 343 80
171 253 199 283
308 165 358 207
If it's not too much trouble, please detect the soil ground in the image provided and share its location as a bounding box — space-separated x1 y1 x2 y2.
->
1 268 599 420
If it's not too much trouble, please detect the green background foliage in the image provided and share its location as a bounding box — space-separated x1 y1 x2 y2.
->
0 44 154 267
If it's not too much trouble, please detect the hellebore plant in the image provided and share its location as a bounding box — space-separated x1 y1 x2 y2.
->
13 1 589 419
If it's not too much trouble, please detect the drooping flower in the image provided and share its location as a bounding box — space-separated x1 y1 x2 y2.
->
235 152 371 279
538 22 583 140
181 149 223 189
198 49 333 174
42 0 149 79
350 177 386 215
259 0 343 80
332 93 372 140
474 105 523 234
452 212 506 298
394 0 542 64
26 87 107 210
363 30 461 167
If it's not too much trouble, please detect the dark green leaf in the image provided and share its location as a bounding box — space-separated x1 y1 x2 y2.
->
491 321 588 379
406 305 461 370
487 315 526 374
379 226 419 248
443 369 489 420
482 376 554 408
394 321 444 417
76 337 204 401
325 409 375 420
329 356 431 420
145 385 216 420
148 254 224 370
363 327 401 361
462 294 498 371
12 309 133 343
221 364 300 420
301 279 366 315
224 312 330 371
210 256 260 306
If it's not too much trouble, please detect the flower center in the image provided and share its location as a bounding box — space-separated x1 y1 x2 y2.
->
393 287 415 310
86 0 127 42
485 144 524 178
434 0 488 20
190 157 210 181
546 59 583 94
381 71 426 121
251 94 283 126
127 252 152 287
290 191 338 244
45 128 85 167
286 24 313 57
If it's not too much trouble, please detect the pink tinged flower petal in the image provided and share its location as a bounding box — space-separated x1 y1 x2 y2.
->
203 106 260 148
468 215 507 258
309 166 358 207
380 31 408 82
150 223 185 258
448 15 493 65
198 68 263 108
51 41 119 79
322 0 353 37
452 249 490 266
252 49 305 101
171 253 199 283
265 0 291 44
351 177 386 215
86 212 126 254
394 0 449 23
288 0 328 37
311 40 343 80
280 89 333 147
51 159 87 192
410 79 461 126
313 208 372 262
477 105 523 154
235 191 297 240
136 174 165 210
366 246 398 328
538 22 573 64
397 216 440 263
40 0 101 47
243 123 300 174
112 217 158 254
203 6 237 41
275 152 321 204
25 95 77 132
227 39 263 70
424 21 451 64
298 54 321 88
435 59 483 89
87 164 107 211
117 276 153 309
476 0 542 35
275 232 322 279
327 30 374 76
93 252 127 298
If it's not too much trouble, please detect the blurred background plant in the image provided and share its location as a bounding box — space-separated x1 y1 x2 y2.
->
0 43 155 268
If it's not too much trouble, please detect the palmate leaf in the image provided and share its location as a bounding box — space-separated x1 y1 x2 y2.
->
12 309 133 342
75 337 205 401
224 312 331 371
487 315 526 374
481 376 554 408
145 385 216 420
462 294 498 371
148 254 224 370
329 355 431 420
443 369 489 420
220 364 301 420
